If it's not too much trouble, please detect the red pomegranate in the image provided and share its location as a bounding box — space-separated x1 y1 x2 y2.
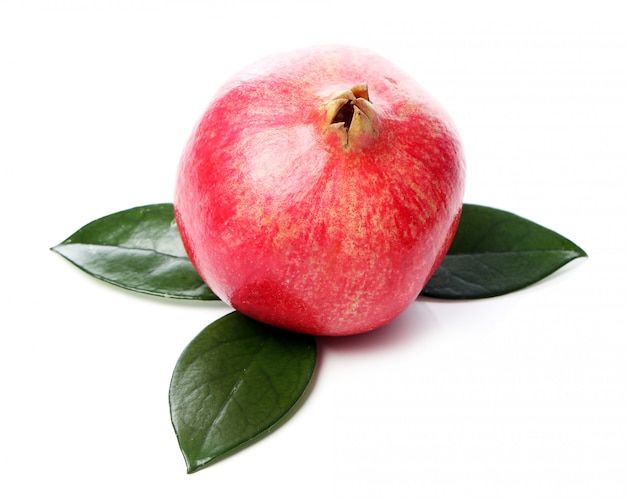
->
175 45 465 336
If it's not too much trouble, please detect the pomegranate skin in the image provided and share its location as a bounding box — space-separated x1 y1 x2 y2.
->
175 45 465 336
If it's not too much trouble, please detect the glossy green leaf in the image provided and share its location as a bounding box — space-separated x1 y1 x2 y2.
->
421 204 587 299
169 311 317 473
51 203 217 300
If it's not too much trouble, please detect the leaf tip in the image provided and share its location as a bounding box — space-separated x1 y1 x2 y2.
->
185 460 204 474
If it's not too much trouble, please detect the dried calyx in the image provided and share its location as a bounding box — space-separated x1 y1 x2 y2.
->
324 83 377 148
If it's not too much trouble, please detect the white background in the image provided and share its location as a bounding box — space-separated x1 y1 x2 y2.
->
2 1 625 497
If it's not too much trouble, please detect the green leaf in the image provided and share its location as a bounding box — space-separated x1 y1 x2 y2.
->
421 204 587 299
51 203 217 300
169 311 317 473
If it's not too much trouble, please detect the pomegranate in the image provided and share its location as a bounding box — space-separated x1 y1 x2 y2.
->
175 45 465 336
